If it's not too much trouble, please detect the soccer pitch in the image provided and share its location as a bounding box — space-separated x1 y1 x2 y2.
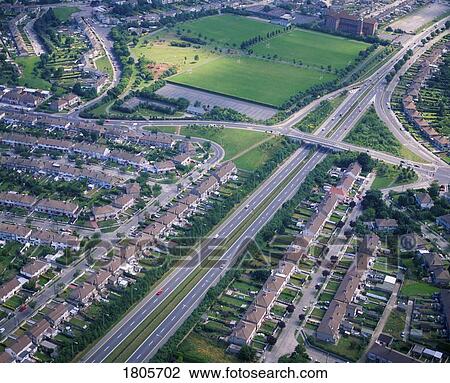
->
177 14 280 47
169 55 336 107
252 28 371 70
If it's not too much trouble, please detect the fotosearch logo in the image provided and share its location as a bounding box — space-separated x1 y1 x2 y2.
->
399 234 417 251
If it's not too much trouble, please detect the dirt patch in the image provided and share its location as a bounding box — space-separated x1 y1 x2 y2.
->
148 62 170 79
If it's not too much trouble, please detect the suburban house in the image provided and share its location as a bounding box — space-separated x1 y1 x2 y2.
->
0 192 37 209
436 214 450 232
415 192 434 209
316 299 347 343
92 205 119 221
34 199 79 218
367 342 416 363
0 352 14 363
172 154 191 166
263 275 287 297
138 133 175 149
192 176 219 200
213 162 237 184
125 183 141 197
375 219 398 232
229 321 257 346
5 335 35 362
0 277 23 303
20 259 50 279
109 150 150 170
29 230 81 251
152 160 176 174
143 222 166 237
86 270 111 289
112 194 135 211
254 290 277 313
178 193 200 210
28 319 57 345
46 302 71 326
243 304 266 327
68 283 98 306
0 223 32 243
167 203 189 218
103 257 123 275
154 212 178 228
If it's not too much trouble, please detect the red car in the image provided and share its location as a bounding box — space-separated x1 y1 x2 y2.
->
156 289 164 296
19 304 27 312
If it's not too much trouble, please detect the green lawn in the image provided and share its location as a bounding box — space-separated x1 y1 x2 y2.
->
181 125 269 160
309 335 367 362
233 137 287 171
252 28 370 70
295 93 347 133
143 126 178 134
177 332 238 362
383 309 406 339
53 6 80 22
177 14 279 47
371 163 418 190
131 36 216 72
169 55 335 107
345 107 424 162
95 55 113 78
400 280 440 298
15 56 51 90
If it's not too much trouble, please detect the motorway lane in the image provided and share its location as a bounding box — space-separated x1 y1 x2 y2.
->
84 146 316 362
87 19 450 361
121 18 450 362
126 151 328 362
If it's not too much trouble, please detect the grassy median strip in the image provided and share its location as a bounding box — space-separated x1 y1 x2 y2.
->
105 149 314 362
325 86 372 139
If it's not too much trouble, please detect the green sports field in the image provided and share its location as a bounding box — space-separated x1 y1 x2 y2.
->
177 14 279 47
252 29 370 70
130 14 371 108
169 55 336 107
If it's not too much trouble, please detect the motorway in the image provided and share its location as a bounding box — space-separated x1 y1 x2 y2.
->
80 17 450 362
0 137 224 340
84 146 324 362
1 7 448 362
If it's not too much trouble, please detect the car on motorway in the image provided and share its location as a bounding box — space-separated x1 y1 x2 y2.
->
156 289 164 296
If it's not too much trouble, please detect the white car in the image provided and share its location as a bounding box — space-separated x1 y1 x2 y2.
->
0 328 5 334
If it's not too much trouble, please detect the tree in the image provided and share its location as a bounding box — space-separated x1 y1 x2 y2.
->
357 152 374 172
278 320 286 329
428 181 440 199
267 335 277 345
194 54 199 61
238 345 256 361
286 304 295 313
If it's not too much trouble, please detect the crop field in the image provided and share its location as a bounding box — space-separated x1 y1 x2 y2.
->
177 14 279 47
169 55 335 107
252 29 370 70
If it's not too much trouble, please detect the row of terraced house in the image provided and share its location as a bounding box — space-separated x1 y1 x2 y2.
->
229 162 363 346
140 161 237 244
401 41 450 151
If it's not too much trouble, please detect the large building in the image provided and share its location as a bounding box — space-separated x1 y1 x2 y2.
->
325 11 378 36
